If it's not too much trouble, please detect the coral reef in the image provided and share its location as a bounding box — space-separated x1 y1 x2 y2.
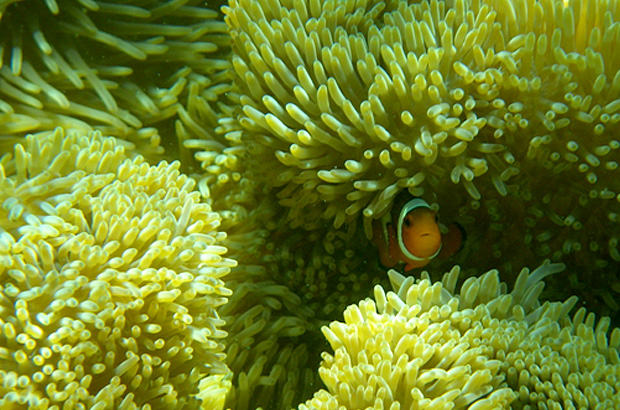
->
0 128 234 408
304 262 620 409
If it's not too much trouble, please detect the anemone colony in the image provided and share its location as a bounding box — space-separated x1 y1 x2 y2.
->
225 0 620 305
0 0 620 408
302 262 620 409
0 130 234 408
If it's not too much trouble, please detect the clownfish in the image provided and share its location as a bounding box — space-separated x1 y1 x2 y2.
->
372 193 465 272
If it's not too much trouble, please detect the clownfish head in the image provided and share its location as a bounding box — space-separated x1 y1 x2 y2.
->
397 198 442 263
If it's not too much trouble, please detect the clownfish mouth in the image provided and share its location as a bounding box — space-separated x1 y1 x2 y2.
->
418 232 438 240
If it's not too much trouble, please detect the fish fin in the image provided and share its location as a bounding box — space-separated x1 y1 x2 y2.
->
386 223 402 266
438 222 466 259
403 259 430 272
372 217 398 268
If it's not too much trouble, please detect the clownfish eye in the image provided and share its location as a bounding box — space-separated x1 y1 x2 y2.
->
404 216 412 227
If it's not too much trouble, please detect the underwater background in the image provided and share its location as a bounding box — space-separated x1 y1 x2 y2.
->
0 0 620 408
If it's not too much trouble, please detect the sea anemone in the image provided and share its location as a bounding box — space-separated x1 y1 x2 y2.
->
223 0 620 329
303 261 620 409
225 0 620 230
0 128 234 408
0 0 232 160
186 121 321 409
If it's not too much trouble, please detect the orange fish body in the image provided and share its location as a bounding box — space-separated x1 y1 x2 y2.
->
372 194 464 271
